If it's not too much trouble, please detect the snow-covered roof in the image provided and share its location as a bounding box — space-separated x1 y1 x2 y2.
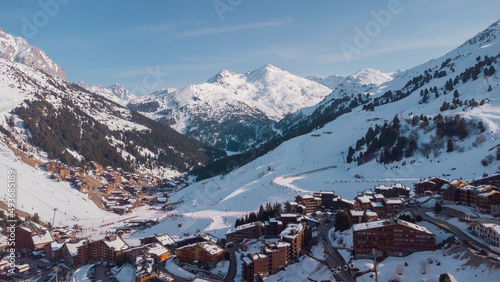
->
50 240 66 251
280 223 304 240
242 257 253 264
478 191 500 198
477 223 500 235
384 198 404 205
252 253 267 260
356 195 371 203
155 233 175 246
371 201 385 208
32 232 53 245
104 236 129 251
64 240 85 256
226 221 262 234
147 243 169 257
177 241 223 256
350 210 378 217
353 218 433 235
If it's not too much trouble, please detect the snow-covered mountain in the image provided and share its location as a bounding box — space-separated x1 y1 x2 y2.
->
129 64 333 151
275 68 395 135
75 81 136 105
0 28 66 80
169 19 500 239
306 74 345 90
0 29 225 176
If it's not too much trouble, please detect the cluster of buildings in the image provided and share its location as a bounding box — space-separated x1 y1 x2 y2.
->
10 219 228 281
285 184 410 223
415 177 500 216
225 213 314 281
45 161 161 215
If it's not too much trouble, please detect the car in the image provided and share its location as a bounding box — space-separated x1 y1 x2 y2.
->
491 254 500 261
473 245 482 252
226 242 234 248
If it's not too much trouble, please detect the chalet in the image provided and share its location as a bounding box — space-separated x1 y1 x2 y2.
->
242 253 268 281
414 177 450 197
168 233 211 250
312 191 336 210
279 222 311 259
62 239 85 267
89 161 104 174
294 195 321 214
45 161 70 176
135 256 156 282
472 173 500 187
278 213 303 225
15 264 30 273
128 218 159 229
383 198 405 215
70 167 86 177
476 190 500 215
72 177 89 193
370 201 387 218
14 221 53 251
226 221 264 242
284 201 298 213
145 243 170 261
374 183 411 199
175 240 225 266
353 218 435 258
264 218 284 238
329 196 355 211
46 239 65 260
470 222 500 247
355 195 372 210
242 240 291 281
350 210 378 223
140 233 175 247
99 183 115 195
441 179 469 204
75 235 129 266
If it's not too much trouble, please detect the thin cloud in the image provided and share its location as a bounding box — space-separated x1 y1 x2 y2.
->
182 17 291 37
132 23 175 32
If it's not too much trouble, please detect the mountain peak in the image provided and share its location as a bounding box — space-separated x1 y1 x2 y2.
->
207 68 239 83
460 18 500 48
74 81 135 104
0 28 67 80
348 68 393 86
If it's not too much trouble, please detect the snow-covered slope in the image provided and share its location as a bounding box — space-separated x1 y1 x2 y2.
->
129 64 333 151
306 74 344 90
75 81 136 105
279 68 395 129
0 54 222 175
0 28 66 80
126 20 500 241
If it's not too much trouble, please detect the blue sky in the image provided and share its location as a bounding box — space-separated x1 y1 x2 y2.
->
0 0 499 95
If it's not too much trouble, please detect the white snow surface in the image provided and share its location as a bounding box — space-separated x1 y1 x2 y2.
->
130 63 333 132
75 81 136 105
263 255 332 281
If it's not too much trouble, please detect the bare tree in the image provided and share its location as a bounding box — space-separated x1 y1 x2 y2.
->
419 260 429 274
396 264 404 276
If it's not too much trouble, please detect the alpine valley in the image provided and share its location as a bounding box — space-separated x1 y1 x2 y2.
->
0 17 499 282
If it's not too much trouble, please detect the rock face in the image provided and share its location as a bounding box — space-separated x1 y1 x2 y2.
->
0 29 67 80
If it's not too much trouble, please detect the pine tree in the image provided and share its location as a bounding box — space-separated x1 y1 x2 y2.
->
446 139 454 152
361 210 369 223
